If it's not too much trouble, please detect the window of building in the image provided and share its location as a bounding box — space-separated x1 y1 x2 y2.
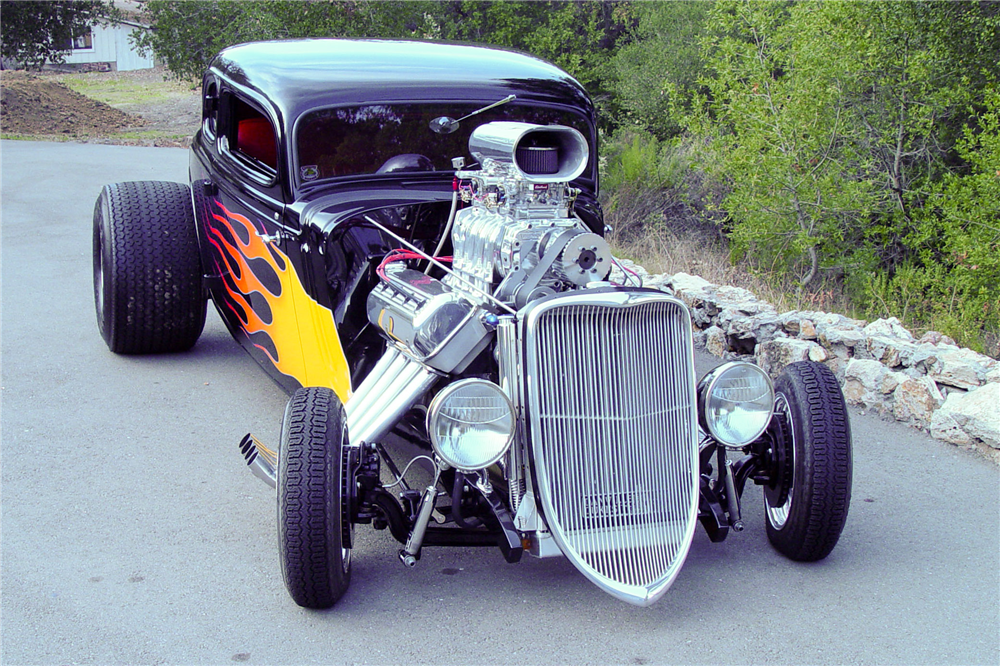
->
61 30 94 51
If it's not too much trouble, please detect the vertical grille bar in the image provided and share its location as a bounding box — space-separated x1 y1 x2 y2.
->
523 291 699 606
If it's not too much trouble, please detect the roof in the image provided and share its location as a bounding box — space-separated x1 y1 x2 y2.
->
209 39 593 125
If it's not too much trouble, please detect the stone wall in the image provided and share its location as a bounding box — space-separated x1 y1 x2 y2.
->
625 264 999 461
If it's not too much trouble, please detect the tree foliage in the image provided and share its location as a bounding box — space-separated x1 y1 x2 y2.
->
695 0 874 288
665 0 999 348
133 0 630 100
1 1 119 69
608 1 711 139
133 1 435 81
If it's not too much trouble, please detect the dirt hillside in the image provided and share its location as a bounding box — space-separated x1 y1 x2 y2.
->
1 68 199 146
1 71 143 136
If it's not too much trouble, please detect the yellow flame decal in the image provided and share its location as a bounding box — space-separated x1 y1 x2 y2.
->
207 202 351 402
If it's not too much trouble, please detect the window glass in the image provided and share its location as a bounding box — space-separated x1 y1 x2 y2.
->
232 98 277 170
295 103 591 184
61 31 93 51
202 81 218 138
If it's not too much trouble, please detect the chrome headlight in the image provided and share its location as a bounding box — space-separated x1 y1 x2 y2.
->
698 362 774 448
427 379 515 471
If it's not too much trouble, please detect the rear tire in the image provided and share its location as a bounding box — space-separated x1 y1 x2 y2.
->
278 387 353 609
93 181 206 354
764 361 852 561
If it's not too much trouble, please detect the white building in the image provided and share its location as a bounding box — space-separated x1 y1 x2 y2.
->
59 19 154 72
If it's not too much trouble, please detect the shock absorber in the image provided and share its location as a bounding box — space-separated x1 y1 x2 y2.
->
399 483 438 567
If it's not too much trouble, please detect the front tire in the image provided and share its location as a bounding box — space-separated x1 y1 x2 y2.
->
764 361 852 561
278 387 353 609
93 181 206 354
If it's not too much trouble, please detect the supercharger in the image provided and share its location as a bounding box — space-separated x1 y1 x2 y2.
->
365 122 615 370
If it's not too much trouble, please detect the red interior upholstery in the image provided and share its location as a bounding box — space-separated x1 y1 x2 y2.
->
237 117 277 169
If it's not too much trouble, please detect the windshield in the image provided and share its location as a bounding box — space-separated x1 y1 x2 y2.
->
294 102 592 185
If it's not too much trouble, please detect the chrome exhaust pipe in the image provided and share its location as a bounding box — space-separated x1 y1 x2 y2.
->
346 347 440 447
239 433 277 488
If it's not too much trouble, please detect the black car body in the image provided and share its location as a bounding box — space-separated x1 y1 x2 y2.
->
93 39 853 608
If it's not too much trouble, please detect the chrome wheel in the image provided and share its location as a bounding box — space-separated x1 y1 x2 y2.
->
764 393 794 530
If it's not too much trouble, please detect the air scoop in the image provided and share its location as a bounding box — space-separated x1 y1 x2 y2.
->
468 122 589 183
239 433 277 488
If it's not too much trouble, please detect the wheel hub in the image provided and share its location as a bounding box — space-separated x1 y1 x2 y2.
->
763 396 794 509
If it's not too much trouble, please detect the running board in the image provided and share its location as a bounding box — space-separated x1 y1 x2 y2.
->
239 433 276 488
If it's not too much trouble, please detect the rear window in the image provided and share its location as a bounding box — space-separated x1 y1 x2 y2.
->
294 103 592 184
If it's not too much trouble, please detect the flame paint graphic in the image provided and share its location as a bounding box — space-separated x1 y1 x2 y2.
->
206 201 351 402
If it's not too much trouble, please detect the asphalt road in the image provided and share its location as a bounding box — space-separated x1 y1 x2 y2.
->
2 140 998 666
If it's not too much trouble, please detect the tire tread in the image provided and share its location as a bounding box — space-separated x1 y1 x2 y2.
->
95 181 205 353
767 361 852 562
278 387 350 609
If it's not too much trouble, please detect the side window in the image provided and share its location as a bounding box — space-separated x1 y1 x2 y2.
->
202 80 219 139
233 98 278 170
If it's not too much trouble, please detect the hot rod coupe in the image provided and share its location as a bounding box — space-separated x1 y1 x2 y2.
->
92 39 852 608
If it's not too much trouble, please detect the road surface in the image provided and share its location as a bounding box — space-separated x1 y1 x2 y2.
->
2 140 998 665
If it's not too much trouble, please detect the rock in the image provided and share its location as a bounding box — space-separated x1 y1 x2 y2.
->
668 273 717 327
927 347 997 390
615 258 649 278
704 326 728 357
808 345 828 362
799 318 817 340
880 369 907 394
644 272 673 292
986 365 1000 384
756 338 825 379
930 384 1000 448
817 323 866 348
892 376 944 425
818 320 867 362
842 359 889 408
930 402 975 446
779 311 804 335
719 309 783 346
917 330 956 346
866 335 918 368
863 317 915 341
909 343 941 373
814 312 867 329
713 285 776 316
691 328 707 351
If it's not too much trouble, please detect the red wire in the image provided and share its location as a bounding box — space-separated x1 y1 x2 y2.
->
377 249 453 280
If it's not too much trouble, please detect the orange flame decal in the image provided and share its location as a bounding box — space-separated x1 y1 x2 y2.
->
206 202 351 402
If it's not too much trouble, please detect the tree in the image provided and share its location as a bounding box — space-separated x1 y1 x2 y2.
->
695 0 872 288
807 1 1000 269
608 1 712 139
437 1 630 107
1 1 119 69
133 1 436 81
134 0 630 127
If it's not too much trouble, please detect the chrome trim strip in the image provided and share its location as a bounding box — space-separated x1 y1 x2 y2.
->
521 289 700 606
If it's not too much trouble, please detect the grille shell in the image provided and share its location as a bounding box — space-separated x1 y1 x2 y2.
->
521 290 699 606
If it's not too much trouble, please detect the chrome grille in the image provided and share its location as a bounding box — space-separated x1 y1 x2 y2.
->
522 291 699 606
